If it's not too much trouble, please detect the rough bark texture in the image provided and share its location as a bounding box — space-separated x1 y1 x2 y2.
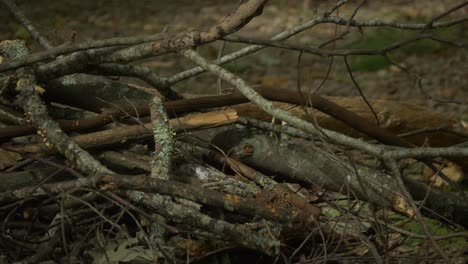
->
8 109 238 154
212 131 468 228
150 95 173 179
45 73 152 112
214 131 399 207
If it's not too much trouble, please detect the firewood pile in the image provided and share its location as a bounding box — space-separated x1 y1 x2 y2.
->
0 0 467 263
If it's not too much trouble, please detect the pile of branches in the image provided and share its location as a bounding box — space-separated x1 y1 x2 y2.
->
0 0 467 263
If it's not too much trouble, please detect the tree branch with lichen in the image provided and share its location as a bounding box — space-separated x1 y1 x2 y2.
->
150 96 173 180
1 40 111 176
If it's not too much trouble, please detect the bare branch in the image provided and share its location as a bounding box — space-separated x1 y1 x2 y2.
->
180 48 383 156
0 0 52 49
149 96 173 179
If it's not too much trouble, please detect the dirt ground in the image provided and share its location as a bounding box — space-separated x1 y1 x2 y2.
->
1 0 467 121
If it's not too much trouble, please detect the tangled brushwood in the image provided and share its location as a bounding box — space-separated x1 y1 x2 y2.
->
0 0 467 263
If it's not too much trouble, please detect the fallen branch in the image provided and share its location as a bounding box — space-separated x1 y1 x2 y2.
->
6 109 238 154
214 132 468 228
0 173 313 225
138 192 280 255
1 40 111 175
4 86 458 148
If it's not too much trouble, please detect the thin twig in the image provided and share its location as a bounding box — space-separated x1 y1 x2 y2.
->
0 0 52 49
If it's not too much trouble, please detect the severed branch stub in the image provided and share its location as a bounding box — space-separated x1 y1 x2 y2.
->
149 95 173 180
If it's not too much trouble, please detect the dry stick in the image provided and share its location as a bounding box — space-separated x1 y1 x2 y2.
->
0 86 417 150
3 42 140 257
239 117 468 159
376 219 468 241
3 44 175 257
17 80 112 175
89 63 181 99
22 5 463 84
7 109 238 154
3 88 467 159
98 0 269 64
0 0 52 49
99 151 151 172
0 0 267 73
180 49 468 162
0 90 292 139
138 192 280 255
174 1 468 84
34 46 122 83
423 1 468 30
147 95 174 243
206 148 322 217
343 56 379 126
319 0 367 48
98 174 313 225
103 191 179 235
0 173 284 255
0 33 168 73
311 0 340 95
324 0 351 17
384 146 468 159
149 96 173 179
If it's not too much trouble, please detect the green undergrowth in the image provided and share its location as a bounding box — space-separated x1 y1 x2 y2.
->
394 216 468 252
346 24 465 71
322 198 467 254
